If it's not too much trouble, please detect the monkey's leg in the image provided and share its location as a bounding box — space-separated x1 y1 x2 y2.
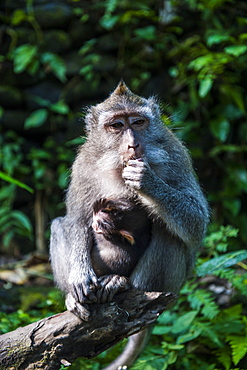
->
130 223 188 294
102 327 151 370
96 275 130 303
102 224 188 370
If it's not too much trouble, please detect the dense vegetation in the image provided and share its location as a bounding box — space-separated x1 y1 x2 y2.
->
0 0 247 369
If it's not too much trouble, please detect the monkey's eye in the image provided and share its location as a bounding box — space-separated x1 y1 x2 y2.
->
131 118 147 129
133 119 145 125
101 207 115 214
111 121 124 129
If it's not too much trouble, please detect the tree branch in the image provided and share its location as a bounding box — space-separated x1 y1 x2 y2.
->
0 289 176 370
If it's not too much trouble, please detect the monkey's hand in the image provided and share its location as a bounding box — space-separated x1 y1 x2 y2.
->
96 275 130 303
123 158 155 192
68 267 100 305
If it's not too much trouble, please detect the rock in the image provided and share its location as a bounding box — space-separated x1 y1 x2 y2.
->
0 85 24 109
42 30 72 53
25 80 62 110
68 19 95 47
98 34 119 52
33 3 73 29
94 55 117 73
63 51 82 77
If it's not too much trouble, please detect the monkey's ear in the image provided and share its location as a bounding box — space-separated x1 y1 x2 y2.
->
120 230 135 245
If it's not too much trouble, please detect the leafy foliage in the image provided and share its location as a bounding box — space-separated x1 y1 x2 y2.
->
0 0 247 369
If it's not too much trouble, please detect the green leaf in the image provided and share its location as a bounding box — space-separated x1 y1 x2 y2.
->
210 117 230 142
50 100 69 115
153 325 171 335
188 54 214 71
0 171 34 193
224 45 247 57
197 250 247 276
210 144 247 156
100 14 120 30
177 327 202 344
199 76 213 98
13 44 38 74
11 211 33 232
11 9 27 25
207 34 230 47
134 26 156 41
223 198 241 217
172 311 198 334
41 53 67 83
24 109 48 129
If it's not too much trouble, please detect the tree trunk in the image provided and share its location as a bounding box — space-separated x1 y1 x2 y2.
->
0 290 176 370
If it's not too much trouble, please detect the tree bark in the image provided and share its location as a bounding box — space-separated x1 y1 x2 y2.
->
0 289 176 370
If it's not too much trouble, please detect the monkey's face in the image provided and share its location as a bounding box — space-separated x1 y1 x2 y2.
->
100 112 147 165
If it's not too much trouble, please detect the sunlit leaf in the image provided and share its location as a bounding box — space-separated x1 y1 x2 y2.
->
224 45 247 57
197 250 247 276
210 118 230 142
24 109 48 129
11 211 33 232
199 76 213 97
11 9 27 26
172 311 198 334
207 34 230 47
0 171 34 193
50 100 69 115
13 44 38 74
41 53 67 83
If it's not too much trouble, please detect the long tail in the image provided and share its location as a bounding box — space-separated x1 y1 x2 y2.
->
102 327 151 370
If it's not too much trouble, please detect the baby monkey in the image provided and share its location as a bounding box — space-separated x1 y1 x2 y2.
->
91 198 151 302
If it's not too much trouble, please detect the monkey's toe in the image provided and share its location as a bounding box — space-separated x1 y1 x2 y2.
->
65 293 91 321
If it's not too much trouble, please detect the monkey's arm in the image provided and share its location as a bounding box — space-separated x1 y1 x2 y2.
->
50 217 100 318
122 158 209 247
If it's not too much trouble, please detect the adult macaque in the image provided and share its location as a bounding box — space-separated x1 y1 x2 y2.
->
50 81 209 369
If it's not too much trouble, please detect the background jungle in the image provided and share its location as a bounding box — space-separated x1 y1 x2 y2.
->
0 1 247 369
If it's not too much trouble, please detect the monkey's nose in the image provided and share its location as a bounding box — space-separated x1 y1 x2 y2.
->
128 143 139 150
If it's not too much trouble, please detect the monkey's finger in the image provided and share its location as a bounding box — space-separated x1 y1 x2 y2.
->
73 283 88 303
124 180 142 190
83 284 98 303
126 158 144 167
100 275 130 303
96 287 104 302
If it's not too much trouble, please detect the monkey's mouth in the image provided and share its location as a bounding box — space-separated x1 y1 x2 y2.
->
92 219 115 235
92 221 102 234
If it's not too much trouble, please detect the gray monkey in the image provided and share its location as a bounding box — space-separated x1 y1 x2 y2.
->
50 81 209 369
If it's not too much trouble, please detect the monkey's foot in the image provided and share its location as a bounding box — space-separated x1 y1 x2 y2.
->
65 293 91 321
96 275 130 303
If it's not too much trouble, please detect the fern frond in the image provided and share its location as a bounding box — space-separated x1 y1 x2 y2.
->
227 335 247 365
188 289 220 319
214 345 232 370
